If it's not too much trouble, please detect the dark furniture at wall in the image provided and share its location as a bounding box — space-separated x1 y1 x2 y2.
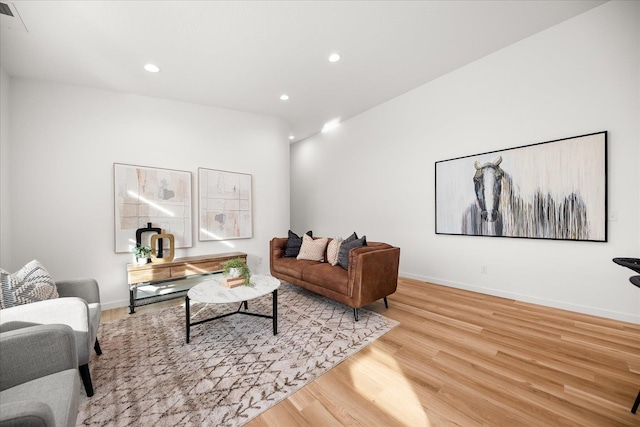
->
612 257 640 414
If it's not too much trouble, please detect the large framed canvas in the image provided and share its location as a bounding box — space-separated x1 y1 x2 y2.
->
114 163 192 253
198 168 252 241
435 131 607 242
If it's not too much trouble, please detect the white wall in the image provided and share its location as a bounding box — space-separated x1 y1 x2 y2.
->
291 1 640 322
6 79 290 309
0 67 11 269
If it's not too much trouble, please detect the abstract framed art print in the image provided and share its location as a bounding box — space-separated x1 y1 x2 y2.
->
114 163 192 253
198 168 252 241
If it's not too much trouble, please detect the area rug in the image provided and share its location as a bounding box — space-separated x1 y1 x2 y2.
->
77 283 399 426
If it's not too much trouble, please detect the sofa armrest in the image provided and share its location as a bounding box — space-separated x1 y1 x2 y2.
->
0 401 56 427
0 324 77 391
270 238 288 275
55 278 100 304
348 244 400 306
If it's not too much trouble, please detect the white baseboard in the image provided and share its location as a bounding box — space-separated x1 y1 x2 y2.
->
101 299 131 311
399 271 640 325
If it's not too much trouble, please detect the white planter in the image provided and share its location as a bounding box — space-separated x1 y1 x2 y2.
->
137 257 149 265
229 267 242 278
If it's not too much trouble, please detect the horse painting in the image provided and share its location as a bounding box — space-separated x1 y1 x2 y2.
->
461 156 590 239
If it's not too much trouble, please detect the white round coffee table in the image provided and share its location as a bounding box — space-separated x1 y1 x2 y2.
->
185 274 281 343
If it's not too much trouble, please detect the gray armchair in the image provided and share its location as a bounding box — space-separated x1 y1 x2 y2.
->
0 278 102 396
0 323 80 427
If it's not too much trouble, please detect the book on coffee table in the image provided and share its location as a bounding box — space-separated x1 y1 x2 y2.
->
222 277 245 288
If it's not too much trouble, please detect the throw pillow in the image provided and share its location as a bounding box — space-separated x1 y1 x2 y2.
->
343 232 358 244
297 235 329 262
0 260 59 309
337 236 367 270
327 237 343 266
284 230 312 257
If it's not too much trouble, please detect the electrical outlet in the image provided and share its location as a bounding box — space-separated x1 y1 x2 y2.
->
257 256 263 265
481 266 488 274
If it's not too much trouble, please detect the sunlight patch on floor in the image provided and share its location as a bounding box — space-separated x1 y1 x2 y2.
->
348 345 431 426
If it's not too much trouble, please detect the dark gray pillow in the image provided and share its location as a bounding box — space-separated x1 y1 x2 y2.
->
343 232 358 244
284 230 312 257
337 236 366 270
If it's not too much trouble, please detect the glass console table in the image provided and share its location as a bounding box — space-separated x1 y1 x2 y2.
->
127 252 247 313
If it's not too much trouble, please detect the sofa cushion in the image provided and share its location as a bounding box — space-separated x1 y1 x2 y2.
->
337 236 367 270
327 238 343 266
0 261 59 309
284 230 312 258
301 263 349 295
297 235 329 262
271 257 319 280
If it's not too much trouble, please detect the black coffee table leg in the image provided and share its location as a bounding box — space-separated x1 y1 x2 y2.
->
273 289 278 335
185 295 191 344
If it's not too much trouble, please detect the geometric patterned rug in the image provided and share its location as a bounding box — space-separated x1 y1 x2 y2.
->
77 282 399 426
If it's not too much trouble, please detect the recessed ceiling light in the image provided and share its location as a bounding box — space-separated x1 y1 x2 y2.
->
328 53 341 63
289 135 294 140
280 94 290 101
321 118 341 133
144 63 160 73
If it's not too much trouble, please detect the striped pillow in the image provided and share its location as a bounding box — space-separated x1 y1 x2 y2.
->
0 260 59 309
296 235 329 262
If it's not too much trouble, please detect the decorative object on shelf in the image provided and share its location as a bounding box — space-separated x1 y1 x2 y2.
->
136 222 163 258
198 168 252 241
114 163 192 253
150 230 175 263
435 131 607 242
132 245 152 265
222 258 251 286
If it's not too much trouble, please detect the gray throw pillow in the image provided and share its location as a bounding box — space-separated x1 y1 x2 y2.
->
284 230 313 257
337 236 367 270
343 232 358 244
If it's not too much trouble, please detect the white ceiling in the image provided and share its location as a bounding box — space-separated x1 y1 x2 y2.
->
0 1 605 143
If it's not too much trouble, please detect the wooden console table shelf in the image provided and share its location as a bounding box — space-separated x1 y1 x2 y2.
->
127 252 247 313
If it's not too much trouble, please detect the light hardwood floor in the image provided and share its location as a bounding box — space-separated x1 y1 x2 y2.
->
102 277 640 426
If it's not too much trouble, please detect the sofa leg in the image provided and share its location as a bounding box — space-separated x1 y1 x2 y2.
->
94 338 102 356
353 308 359 321
384 297 389 309
79 364 94 397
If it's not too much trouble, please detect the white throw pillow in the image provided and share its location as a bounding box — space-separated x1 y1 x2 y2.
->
0 260 59 309
327 238 343 266
296 234 329 262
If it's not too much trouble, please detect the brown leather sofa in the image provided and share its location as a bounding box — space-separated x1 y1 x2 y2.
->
270 237 400 320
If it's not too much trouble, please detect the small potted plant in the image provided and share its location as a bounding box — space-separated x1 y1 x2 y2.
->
132 245 152 265
223 258 251 285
